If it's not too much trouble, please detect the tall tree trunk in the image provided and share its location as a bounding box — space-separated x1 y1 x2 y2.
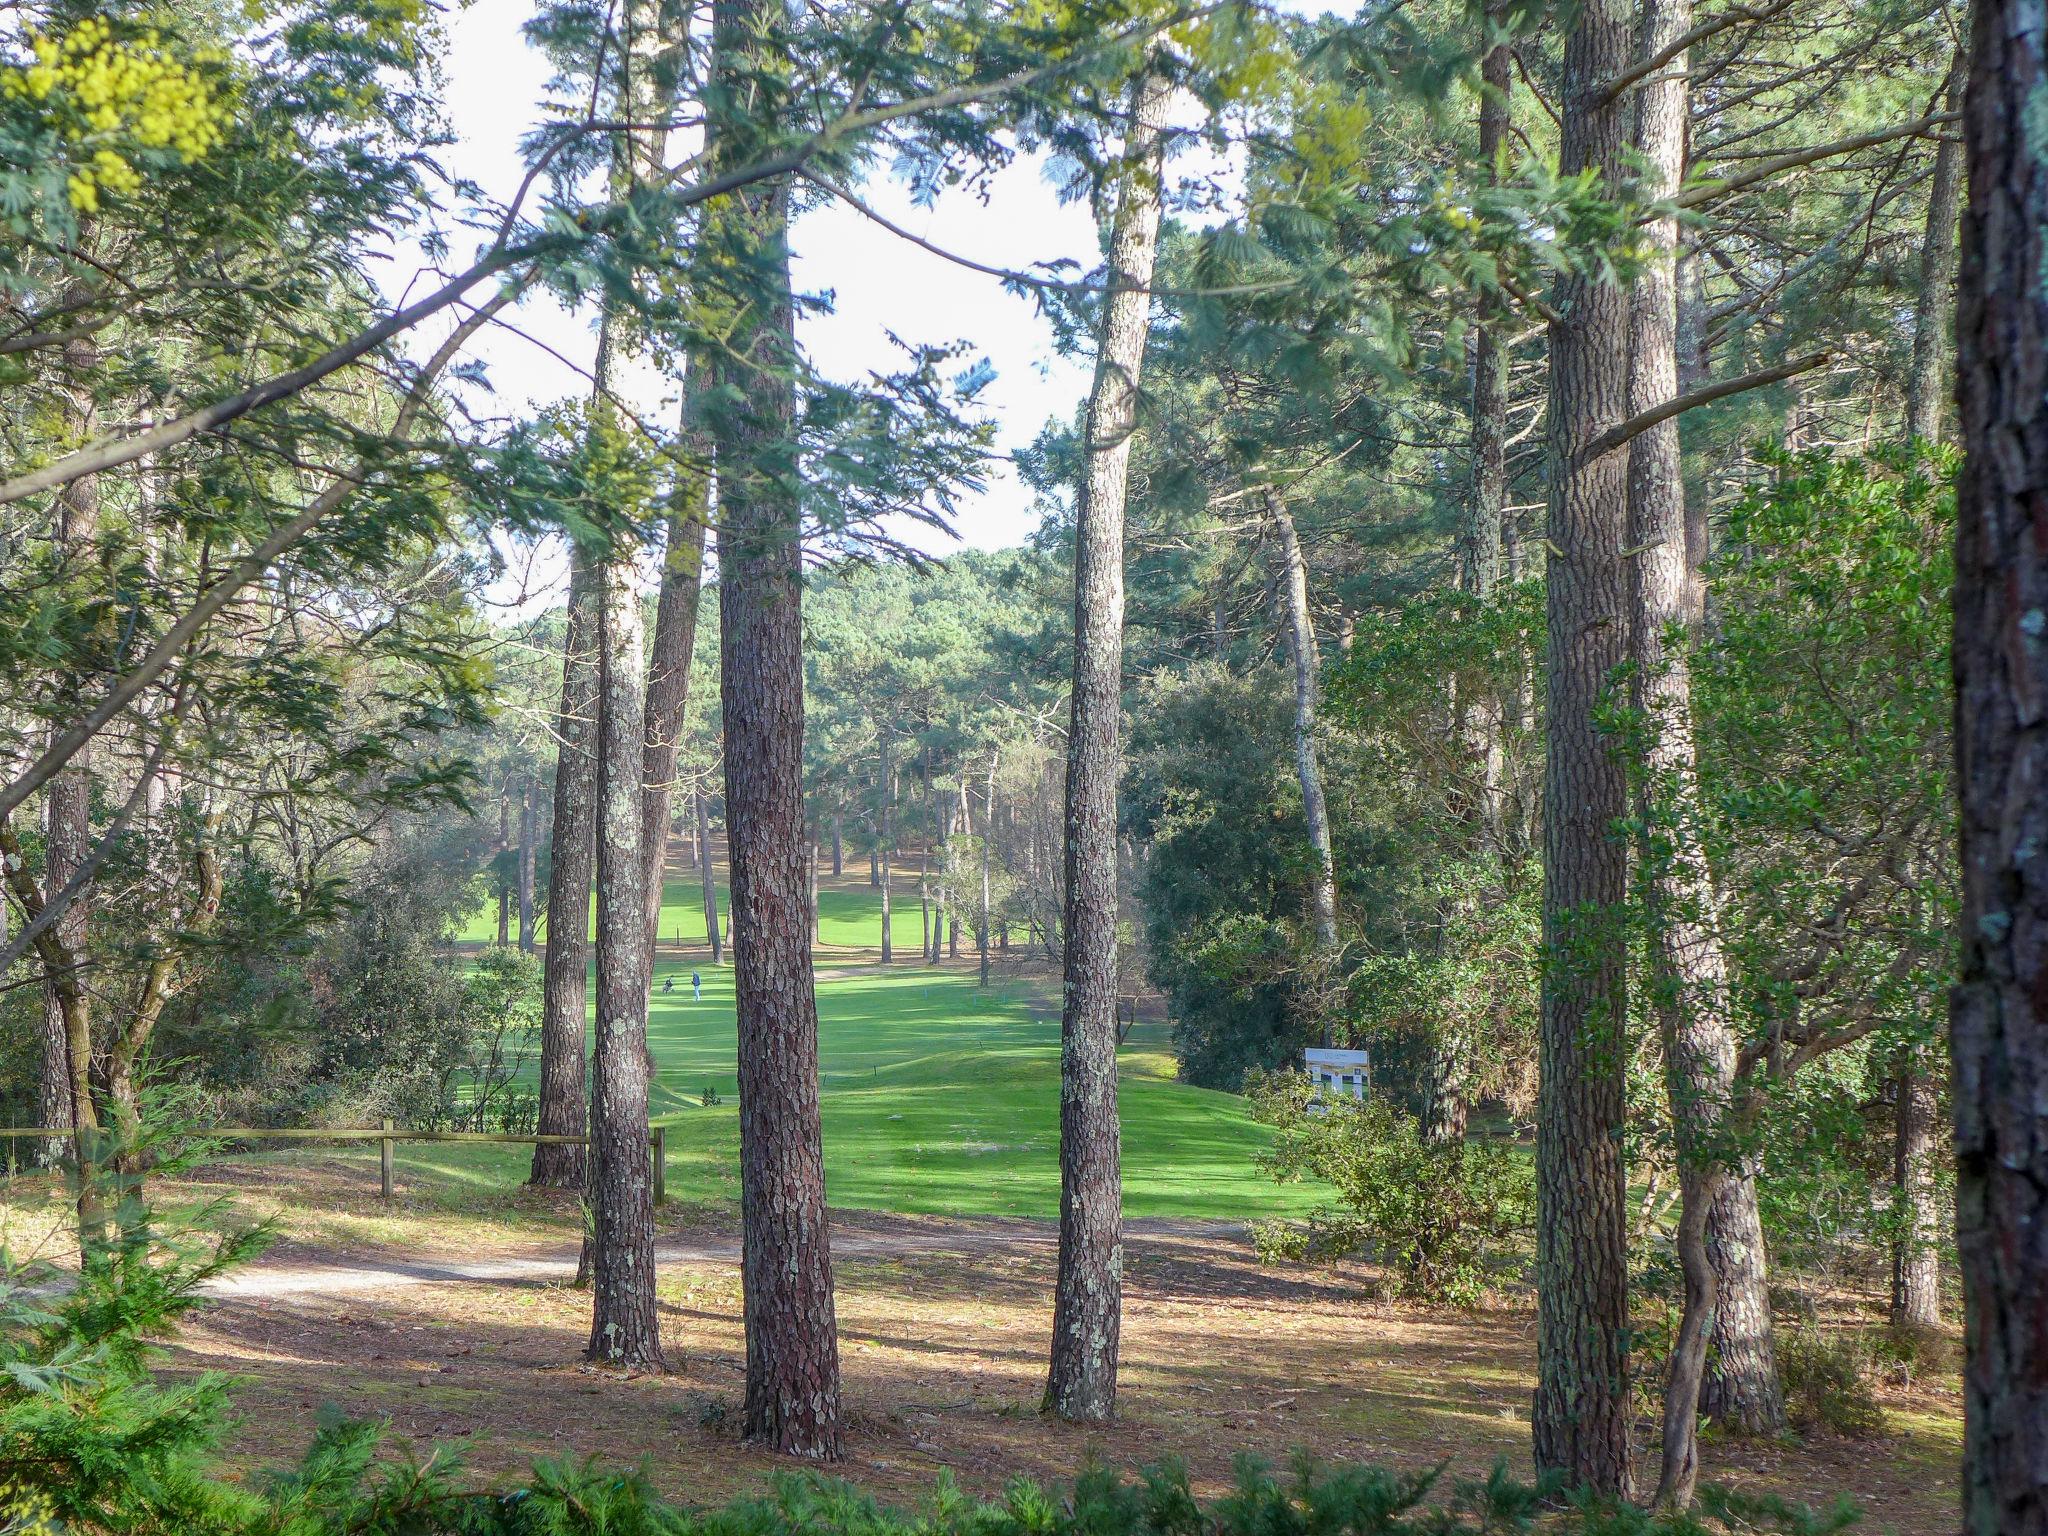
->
639 405 711 987
1270 501 1338 958
1624 0 1750 1500
980 756 996 987
1906 51 1966 445
879 749 895 963
831 813 842 876
1045 61 1170 1427
587 494 662 1368
698 785 723 964
1952 0 2048 1522
518 777 537 953
532 555 599 1190
39 752 86 1169
1531 0 1635 1496
40 320 100 1172
1428 14 1512 1149
583 0 665 1369
497 789 512 946
1891 1048 1944 1333
708 0 842 1458
1699 1172 1785 1432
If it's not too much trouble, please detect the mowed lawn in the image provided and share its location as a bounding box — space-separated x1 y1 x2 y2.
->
437 868 1316 1221
637 962 1316 1220
457 876 923 951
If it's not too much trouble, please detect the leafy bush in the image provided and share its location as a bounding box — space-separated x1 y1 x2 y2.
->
1245 1072 1533 1306
1777 1331 1887 1440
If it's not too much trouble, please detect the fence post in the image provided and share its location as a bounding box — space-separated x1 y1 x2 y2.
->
652 1125 667 1207
380 1118 394 1199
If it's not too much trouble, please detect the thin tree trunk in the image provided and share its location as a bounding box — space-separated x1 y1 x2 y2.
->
1045 61 1170 1427
1953 1 2048 1523
529 527 599 1190
831 812 842 876
1891 1047 1943 1333
698 783 723 964
583 0 665 1370
980 757 995 987
1905 51 1966 445
587 492 662 1368
708 0 841 1457
1270 500 1338 957
639 402 711 988
1532 0 1635 1497
497 790 511 946
1626 0 1745 1501
879 748 895 963
518 777 537 953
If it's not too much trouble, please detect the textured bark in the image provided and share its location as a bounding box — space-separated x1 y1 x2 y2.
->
1891 1047 1943 1332
530 547 598 1191
1532 0 1635 1496
1045 62 1170 1428
1698 1169 1785 1432
583 0 667 1365
587 494 663 1370
39 323 98 1170
708 0 842 1456
1952 0 2048 1521
1906 53 1966 445
38 753 87 1168
1624 0 1751 1503
1271 501 1338 956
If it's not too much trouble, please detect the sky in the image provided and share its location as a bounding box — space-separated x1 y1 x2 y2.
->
392 0 1108 575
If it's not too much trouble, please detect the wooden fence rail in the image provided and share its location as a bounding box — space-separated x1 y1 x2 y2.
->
0 1122 669 1204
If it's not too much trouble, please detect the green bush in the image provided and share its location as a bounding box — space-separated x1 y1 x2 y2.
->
1777 1330 1887 1440
1245 1073 1533 1306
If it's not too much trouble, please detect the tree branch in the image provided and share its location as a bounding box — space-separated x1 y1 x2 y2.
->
1580 350 1828 463
1676 111 1959 210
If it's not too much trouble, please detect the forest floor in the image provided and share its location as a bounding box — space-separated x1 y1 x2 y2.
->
0 1155 1963 1532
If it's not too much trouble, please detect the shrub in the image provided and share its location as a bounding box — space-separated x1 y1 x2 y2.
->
1778 1330 1887 1439
1246 1072 1533 1306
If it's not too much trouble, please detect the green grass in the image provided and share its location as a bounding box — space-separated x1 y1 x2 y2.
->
457 879 919 952
364 963 1319 1225
642 963 1317 1221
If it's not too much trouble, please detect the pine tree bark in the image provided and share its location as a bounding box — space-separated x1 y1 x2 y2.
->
587 476 663 1369
1906 51 1966 445
878 747 895 963
1890 1048 1943 1333
708 0 842 1456
1532 0 1635 1496
532 555 598 1190
980 757 996 988
582 0 666 1369
1624 0 1753 1498
1045 61 1171 1427
1952 0 2048 1522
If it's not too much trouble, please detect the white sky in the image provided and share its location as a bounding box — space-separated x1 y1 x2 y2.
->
394 0 1106 576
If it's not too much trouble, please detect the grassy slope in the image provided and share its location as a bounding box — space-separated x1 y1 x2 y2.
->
445 861 1313 1222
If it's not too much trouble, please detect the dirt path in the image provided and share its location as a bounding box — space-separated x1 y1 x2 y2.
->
198 1215 1234 1303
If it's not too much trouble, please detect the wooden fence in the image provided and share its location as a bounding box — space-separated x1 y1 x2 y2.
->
0 1121 668 1204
